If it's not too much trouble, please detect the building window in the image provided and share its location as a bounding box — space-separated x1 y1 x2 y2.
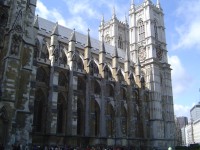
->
104 65 112 80
107 84 114 97
90 100 100 136
94 80 101 95
106 103 115 137
34 89 46 132
118 36 123 49
138 20 145 41
154 21 158 40
77 98 85 135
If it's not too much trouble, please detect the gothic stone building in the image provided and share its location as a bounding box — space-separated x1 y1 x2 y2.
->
0 0 175 149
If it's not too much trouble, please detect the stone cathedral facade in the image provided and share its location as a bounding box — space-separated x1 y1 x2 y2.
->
0 0 175 149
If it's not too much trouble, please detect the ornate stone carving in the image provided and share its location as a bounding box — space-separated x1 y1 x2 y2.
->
156 46 163 61
138 46 146 61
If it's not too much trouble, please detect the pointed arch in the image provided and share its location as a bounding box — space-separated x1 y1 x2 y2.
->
60 47 68 66
154 19 158 40
73 53 84 71
88 59 99 75
77 76 86 91
57 93 67 134
90 99 100 136
33 89 47 132
103 64 112 80
117 68 124 82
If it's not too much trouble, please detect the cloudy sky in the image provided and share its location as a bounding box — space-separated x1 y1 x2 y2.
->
35 0 200 118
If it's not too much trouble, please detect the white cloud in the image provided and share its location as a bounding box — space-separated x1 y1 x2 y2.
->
36 0 88 33
172 0 200 50
168 55 191 95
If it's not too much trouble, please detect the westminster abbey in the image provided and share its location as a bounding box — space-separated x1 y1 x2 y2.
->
0 0 175 149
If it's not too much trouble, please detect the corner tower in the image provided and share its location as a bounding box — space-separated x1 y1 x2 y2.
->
99 9 129 51
129 0 175 148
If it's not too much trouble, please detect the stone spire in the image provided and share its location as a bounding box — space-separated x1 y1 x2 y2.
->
112 6 117 19
51 22 59 36
33 15 39 29
156 0 161 9
85 29 91 48
69 29 76 42
101 14 104 26
99 33 106 65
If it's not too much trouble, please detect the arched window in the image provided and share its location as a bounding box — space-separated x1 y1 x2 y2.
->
89 61 99 76
106 103 115 137
118 36 123 49
138 20 145 41
58 72 68 88
104 65 112 80
107 84 114 97
90 100 100 136
60 49 67 66
154 21 158 40
73 55 84 71
57 93 66 134
34 89 46 132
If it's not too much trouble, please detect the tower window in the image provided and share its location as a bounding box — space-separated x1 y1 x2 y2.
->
154 21 158 40
118 36 123 49
138 20 145 41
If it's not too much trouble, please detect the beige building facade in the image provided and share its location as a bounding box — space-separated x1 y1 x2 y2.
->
0 0 175 149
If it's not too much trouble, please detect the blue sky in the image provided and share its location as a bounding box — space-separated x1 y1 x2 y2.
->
35 0 200 118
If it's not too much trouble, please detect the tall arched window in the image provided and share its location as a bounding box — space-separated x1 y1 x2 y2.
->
57 93 66 134
34 89 46 132
34 38 40 59
154 20 158 40
104 65 112 80
118 36 123 49
138 20 145 41
89 60 99 76
120 87 126 100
